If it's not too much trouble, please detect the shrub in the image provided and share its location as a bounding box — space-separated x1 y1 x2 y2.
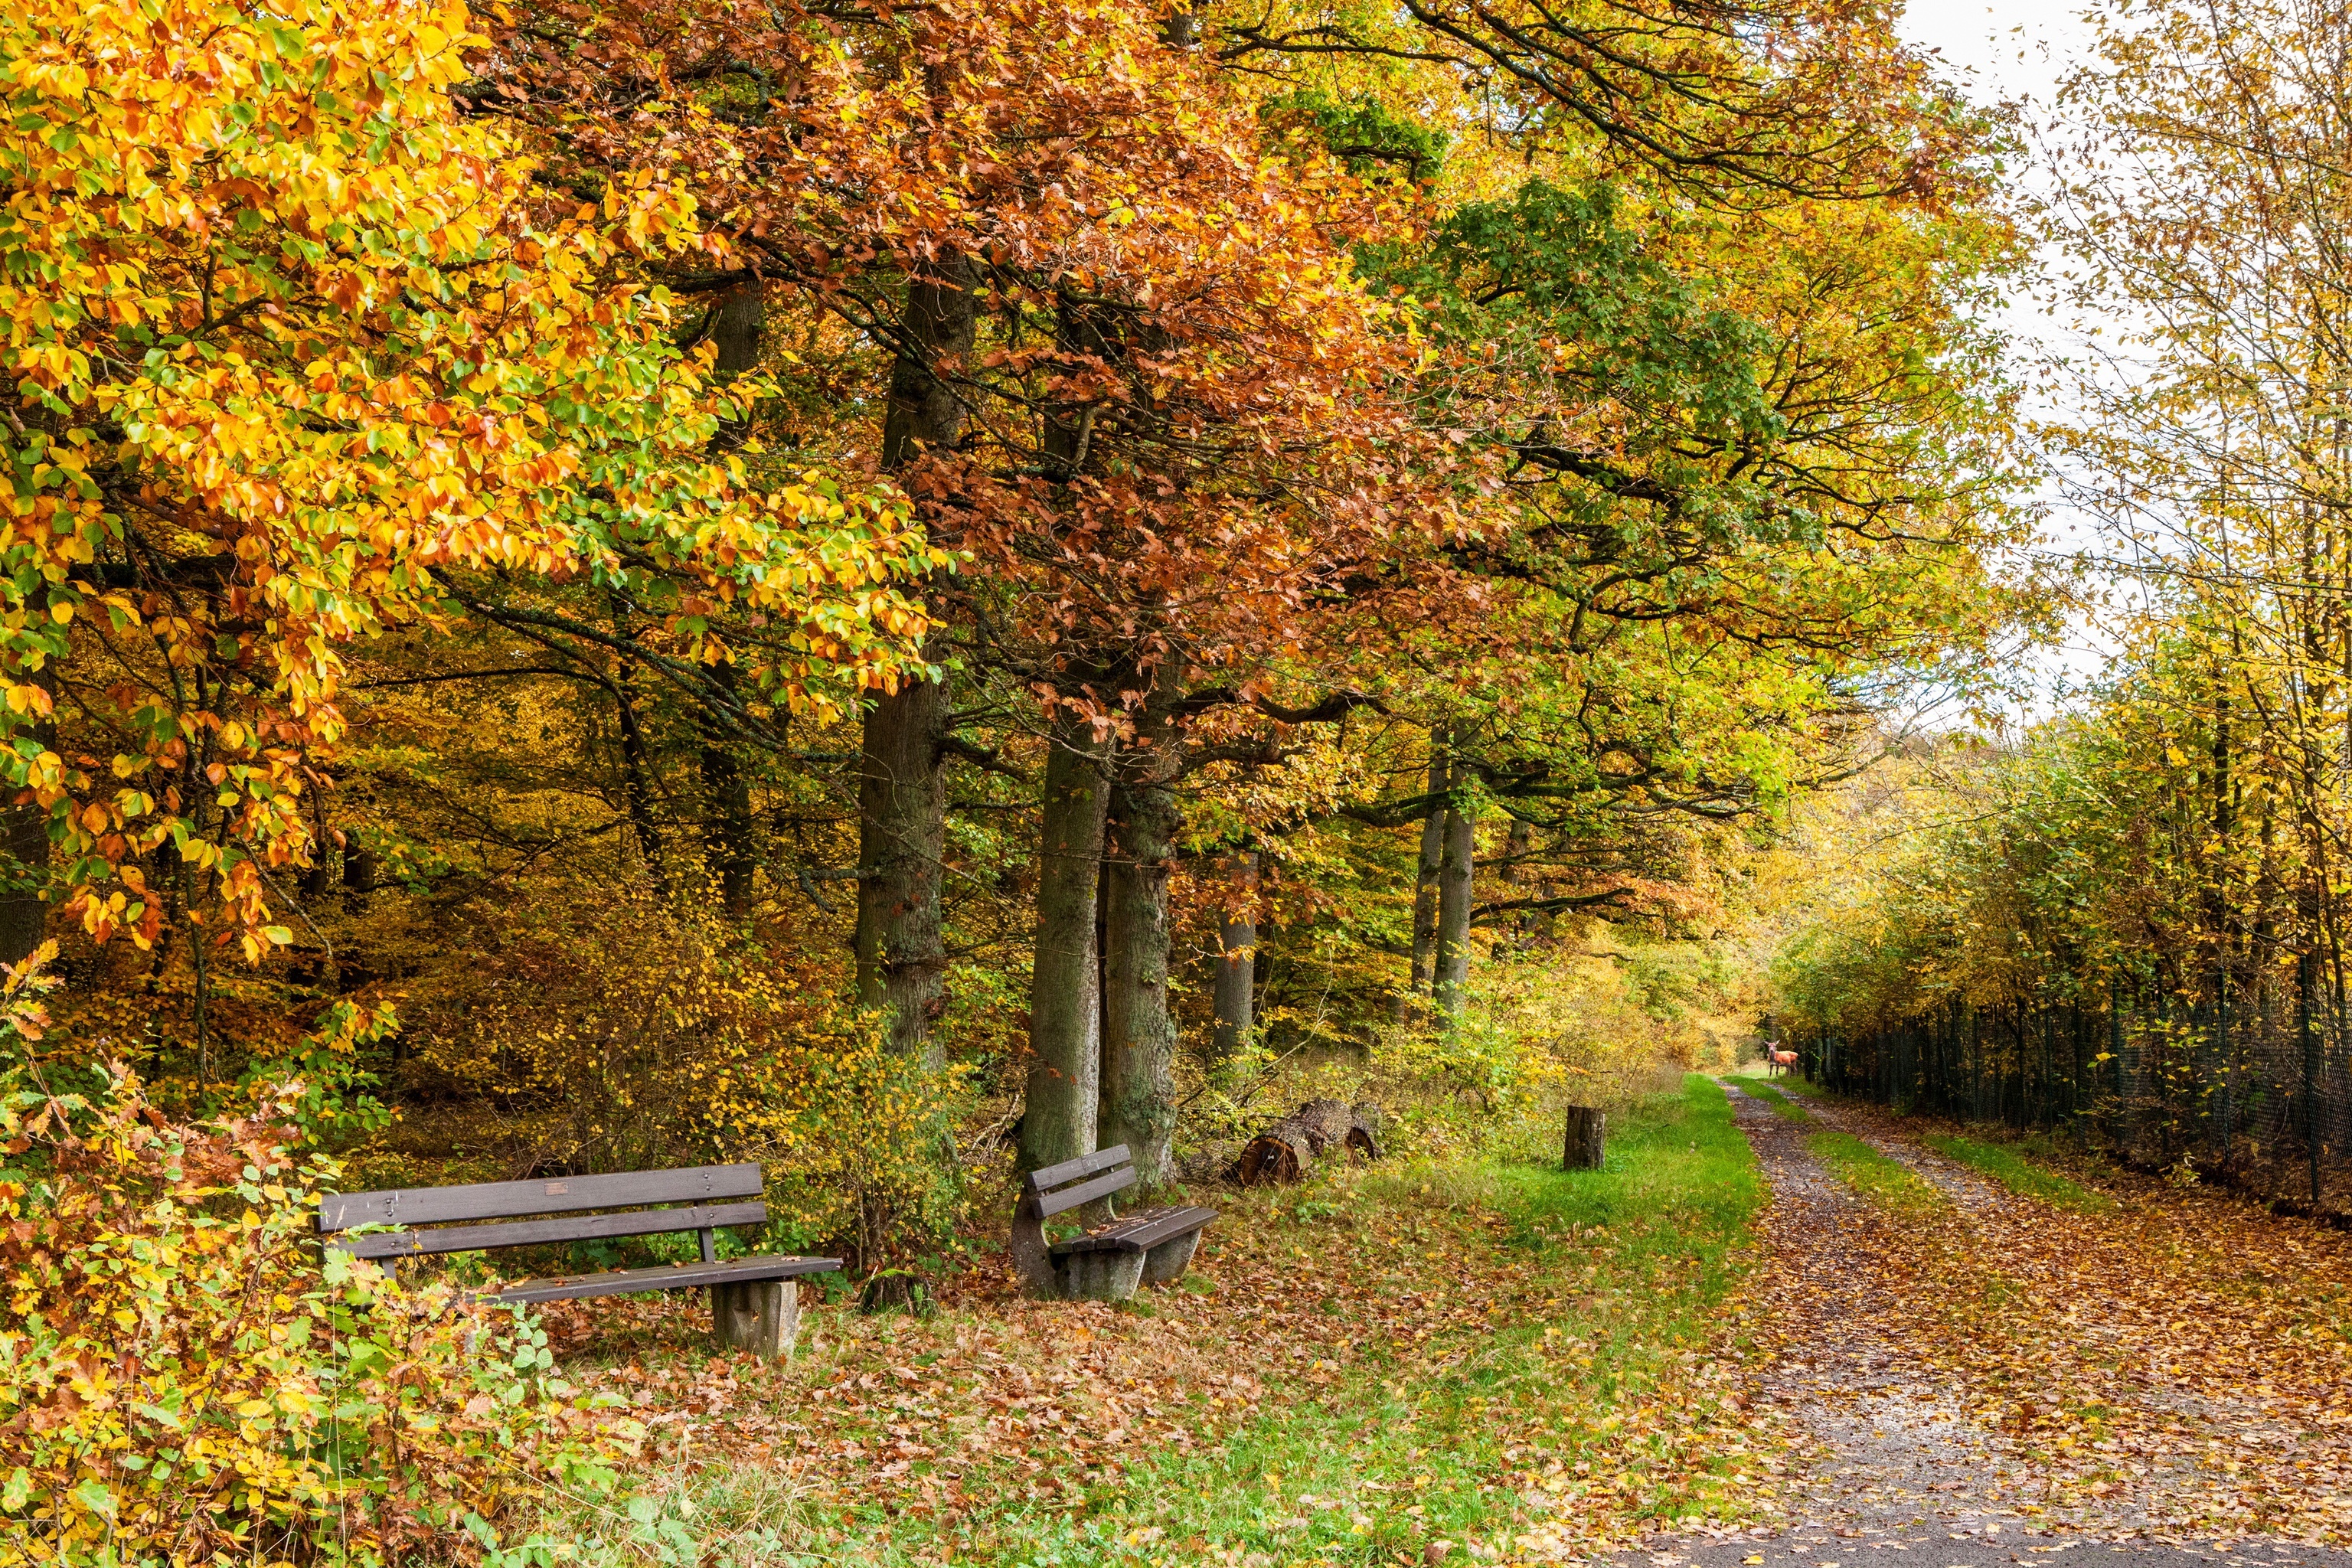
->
404 890 969 1270
0 1004 638 1565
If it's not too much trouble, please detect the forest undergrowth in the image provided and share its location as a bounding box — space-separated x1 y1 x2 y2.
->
510 1078 1795 1566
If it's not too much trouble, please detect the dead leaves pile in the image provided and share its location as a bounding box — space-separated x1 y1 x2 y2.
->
525 1177 1796 1563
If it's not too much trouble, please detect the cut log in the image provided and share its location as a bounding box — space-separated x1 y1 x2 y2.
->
1562 1105 1605 1171
1230 1118 1316 1185
1292 1097 1383 1158
1230 1099 1386 1184
1293 1098 1354 1153
1176 1139 1241 1185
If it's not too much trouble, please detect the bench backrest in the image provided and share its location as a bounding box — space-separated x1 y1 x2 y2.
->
318 1162 766 1260
1022 1144 1137 1219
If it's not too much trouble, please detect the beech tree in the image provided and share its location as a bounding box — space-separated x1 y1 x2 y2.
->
0 0 931 995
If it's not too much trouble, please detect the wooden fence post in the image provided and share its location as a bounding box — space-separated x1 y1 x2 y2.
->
2302 949 2321 1204
1563 1106 1605 1171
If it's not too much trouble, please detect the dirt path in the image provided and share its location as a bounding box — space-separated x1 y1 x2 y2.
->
1618 1083 2352 1568
1726 1082 2071 1534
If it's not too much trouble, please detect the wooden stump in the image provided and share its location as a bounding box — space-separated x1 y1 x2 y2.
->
712 1279 799 1361
1562 1106 1606 1171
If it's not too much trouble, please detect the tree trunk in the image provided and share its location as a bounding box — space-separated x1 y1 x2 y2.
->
1404 753 1449 1008
1501 815 1534 946
1563 1105 1606 1170
884 258 977 471
701 739 755 915
857 675 949 1069
707 281 763 448
1211 851 1257 1063
344 842 377 909
301 791 335 903
1021 719 1108 1171
856 255 974 1069
1046 288 1123 474
700 664 756 916
615 671 668 899
2209 656 2233 1154
1100 682 1181 1187
1434 786 1475 1019
0 794 44 969
2302 949 2323 1203
694 288 766 916
0 670 57 967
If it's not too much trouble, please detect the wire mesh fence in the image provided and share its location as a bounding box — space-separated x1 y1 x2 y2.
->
1795 958 2352 1211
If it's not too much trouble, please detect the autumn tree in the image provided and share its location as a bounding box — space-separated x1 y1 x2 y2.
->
0 0 930 1057
1203 11 2040 1031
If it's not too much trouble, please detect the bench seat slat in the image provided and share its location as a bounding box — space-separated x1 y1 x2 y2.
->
1050 1204 1217 1256
1024 1144 1132 1194
1033 1165 1138 1219
332 1200 769 1259
488 1253 839 1305
320 1163 765 1231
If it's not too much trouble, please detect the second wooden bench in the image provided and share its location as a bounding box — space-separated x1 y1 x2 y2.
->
1008 1144 1216 1301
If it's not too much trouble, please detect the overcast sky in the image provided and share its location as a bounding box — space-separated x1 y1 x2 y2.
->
1896 0 2092 106
1897 0 2119 722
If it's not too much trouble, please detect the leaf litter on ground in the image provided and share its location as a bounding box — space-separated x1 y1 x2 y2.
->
522 1077 1805 1565
511 1083 2352 1563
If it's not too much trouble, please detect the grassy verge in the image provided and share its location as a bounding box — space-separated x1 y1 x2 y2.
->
1723 1076 1807 1121
1807 1132 1944 1213
1769 1075 1825 1101
533 1076 1788 1566
1922 1133 2114 1214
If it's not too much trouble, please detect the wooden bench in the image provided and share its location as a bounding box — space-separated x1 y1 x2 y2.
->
318 1161 838 1361
1009 1144 1216 1301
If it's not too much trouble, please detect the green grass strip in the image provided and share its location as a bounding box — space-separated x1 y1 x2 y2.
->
1922 1133 2114 1214
1723 1076 1807 1121
1769 1075 1825 1101
1001 1076 1776 1563
1807 1131 1944 1212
